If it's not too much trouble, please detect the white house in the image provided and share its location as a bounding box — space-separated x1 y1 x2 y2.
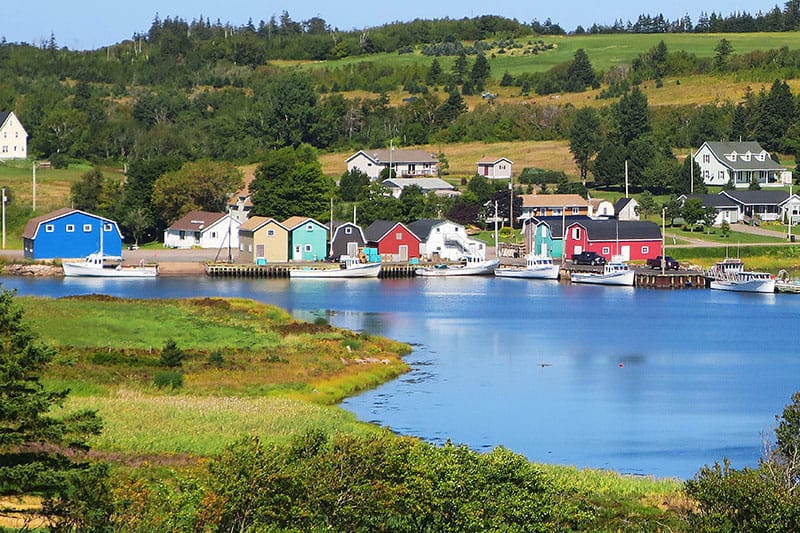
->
694 141 791 188
678 194 741 225
614 198 640 221
0 111 27 160
163 210 241 250
381 177 458 198
588 197 614 218
346 149 438 180
408 219 486 261
476 157 513 179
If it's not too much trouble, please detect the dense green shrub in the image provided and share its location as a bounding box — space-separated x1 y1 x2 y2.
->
153 370 183 389
159 338 185 368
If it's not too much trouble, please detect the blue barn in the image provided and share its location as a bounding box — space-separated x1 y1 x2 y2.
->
22 208 124 259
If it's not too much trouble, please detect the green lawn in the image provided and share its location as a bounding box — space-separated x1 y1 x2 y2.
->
670 227 789 245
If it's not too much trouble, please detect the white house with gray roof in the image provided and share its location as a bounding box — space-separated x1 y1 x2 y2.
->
694 141 791 188
0 111 27 160
347 149 438 180
381 177 458 198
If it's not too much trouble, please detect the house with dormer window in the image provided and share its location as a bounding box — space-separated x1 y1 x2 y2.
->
694 141 791 188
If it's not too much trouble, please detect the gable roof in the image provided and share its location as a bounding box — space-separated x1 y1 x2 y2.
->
381 177 454 191
520 194 590 208
721 190 790 206
348 149 437 164
0 111 26 135
614 197 637 212
523 215 591 239
331 222 366 242
239 216 286 232
407 219 448 240
702 141 785 171
568 220 662 241
168 210 228 231
681 194 739 209
364 220 420 243
477 157 513 165
282 216 326 231
22 208 122 240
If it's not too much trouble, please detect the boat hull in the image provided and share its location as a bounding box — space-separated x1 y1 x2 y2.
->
495 266 559 280
415 259 499 277
289 263 381 278
62 262 157 278
570 270 635 286
709 278 776 293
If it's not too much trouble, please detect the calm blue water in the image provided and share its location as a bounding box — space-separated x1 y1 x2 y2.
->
3 275 799 479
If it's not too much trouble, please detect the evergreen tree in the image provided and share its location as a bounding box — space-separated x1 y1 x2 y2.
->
565 49 596 92
713 38 734 70
0 288 108 525
499 71 513 87
452 52 468 85
426 58 443 86
569 107 602 183
470 54 490 92
615 86 651 146
159 338 185 368
755 79 796 152
435 89 467 126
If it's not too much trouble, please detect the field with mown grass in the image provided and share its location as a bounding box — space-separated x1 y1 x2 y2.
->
669 243 800 273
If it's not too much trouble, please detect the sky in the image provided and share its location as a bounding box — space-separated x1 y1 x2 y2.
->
3 1 780 50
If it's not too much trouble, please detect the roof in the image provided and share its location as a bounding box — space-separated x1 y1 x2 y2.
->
614 197 637 212
282 216 326 231
523 215 591 239
682 194 739 209
364 220 420 243
22 208 122 240
381 178 454 191
407 219 448 240
568 219 662 241
520 194 590 208
702 141 785 171
0 112 9 129
477 157 513 165
228 173 255 208
721 190 790 206
239 216 286 232
348 149 438 164
331 222 366 242
168 210 227 231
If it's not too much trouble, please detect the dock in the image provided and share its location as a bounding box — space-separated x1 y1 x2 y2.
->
204 262 418 279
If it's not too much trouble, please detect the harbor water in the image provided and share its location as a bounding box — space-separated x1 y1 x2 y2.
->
3 274 799 479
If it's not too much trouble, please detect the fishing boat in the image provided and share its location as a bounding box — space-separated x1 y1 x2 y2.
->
289 255 381 279
775 270 800 293
494 254 560 280
415 255 499 277
62 253 158 277
706 258 775 293
570 256 635 286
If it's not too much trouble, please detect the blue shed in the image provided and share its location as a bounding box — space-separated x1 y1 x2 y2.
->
22 208 124 259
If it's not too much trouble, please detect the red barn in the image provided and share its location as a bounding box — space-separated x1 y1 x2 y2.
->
565 220 662 262
364 220 421 262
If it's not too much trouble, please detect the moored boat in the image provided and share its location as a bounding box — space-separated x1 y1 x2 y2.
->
289 255 381 279
706 258 775 293
570 256 634 286
495 254 560 280
415 255 499 277
62 253 158 278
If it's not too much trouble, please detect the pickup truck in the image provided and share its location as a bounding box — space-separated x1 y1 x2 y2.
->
571 251 606 266
646 256 679 270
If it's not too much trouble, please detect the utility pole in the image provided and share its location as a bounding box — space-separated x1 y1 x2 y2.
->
789 177 794 241
32 160 37 211
661 207 666 275
690 150 695 195
1 188 6 250
624 160 629 198
508 180 513 230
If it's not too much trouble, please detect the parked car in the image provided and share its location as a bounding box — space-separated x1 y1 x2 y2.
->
571 251 606 266
646 256 679 270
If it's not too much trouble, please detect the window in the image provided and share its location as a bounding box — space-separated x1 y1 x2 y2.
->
718 170 725 180
267 229 275 236
45 224 54 233
1 146 7 153
396 232 403 240
103 223 112 231
66 224 75 232
83 224 92 232
211 232 217 239
602 246 610 254
179 230 186 239
702 154 710 163
571 227 580 239
572 207 580 215
306 224 313 231
304 244 312 252
345 227 352 234
642 246 650 254
552 208 562 216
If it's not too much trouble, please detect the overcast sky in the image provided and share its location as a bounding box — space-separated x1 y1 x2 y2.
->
3 1 780 50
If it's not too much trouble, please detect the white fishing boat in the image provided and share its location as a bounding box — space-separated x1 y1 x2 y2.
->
494 254 560 280
289 255 381 279
415 255 499 277
62 253 158 277
570 256 635 286
707 258 775 293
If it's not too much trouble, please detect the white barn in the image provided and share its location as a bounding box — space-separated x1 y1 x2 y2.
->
0 111 27 160
408 219 486 261
163 210 241 250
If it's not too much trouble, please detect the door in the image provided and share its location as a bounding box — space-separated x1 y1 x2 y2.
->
573 245 582 255
398 245 409 261
293 244 302 261
347 242 358 257
256 244 265 259
540 243 547 256
620 245 631 261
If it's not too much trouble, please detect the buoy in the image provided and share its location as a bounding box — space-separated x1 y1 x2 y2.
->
618 363 624 368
